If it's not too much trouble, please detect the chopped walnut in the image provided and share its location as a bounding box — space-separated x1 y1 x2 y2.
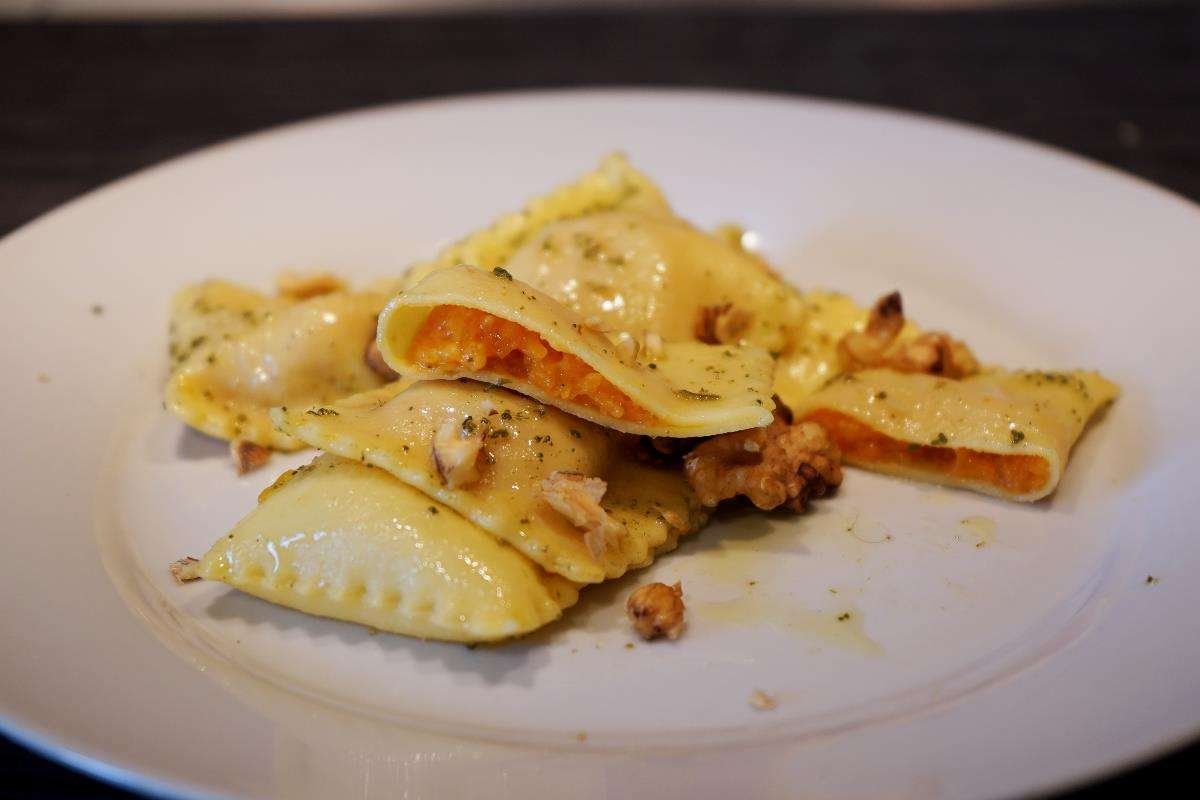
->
231 439 271 475
364 337 399 381
540 471 625 559
433 418 484 489
169 556 201 583
660 509 688 531
748 690 777 711
837 292 978 379
643 331 664 360
276 270 346 300
614 331 640 362
626 581 686 640
683 411 843 512
695 303 753 345
886 332 979 378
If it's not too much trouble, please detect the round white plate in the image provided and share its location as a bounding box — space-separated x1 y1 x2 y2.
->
1 90 1196 800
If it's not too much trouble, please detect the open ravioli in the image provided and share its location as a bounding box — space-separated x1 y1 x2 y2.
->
198 454 579 642
166 286 392 450
403 153 672 288
377 265 776 437
271 380 709 584
792 369 1119 501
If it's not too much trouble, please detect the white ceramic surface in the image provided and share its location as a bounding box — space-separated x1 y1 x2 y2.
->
0 90 1196 800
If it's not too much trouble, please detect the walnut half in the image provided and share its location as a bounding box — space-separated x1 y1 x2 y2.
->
683 411 843 512
838 291 978 379
626 581 686 640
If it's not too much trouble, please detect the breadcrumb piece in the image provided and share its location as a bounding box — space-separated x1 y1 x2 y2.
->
433 418 485 489
276 270 346 300
540 471 625 558
231 439 271 475
169 556 201 583
749 690 776 710
626 581 686 640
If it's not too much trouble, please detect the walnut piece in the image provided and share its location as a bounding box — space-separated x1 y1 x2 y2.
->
626 581 686 640
364 337 399 381
433 418 485 489
540 471 625 559
613 331 640 362
642 331 665 360
683 411 843 512
276 270 346 300
695 303 753 345
169 556 201 583
748 690 777 711
837 291 978 379
230 439 271 475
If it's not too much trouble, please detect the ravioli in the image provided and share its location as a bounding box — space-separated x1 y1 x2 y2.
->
376 265 776 437
198 454 579 642
168 280 285 371
403 153 672 288
271 380 709 583
503 210 806 354
166 288 391 450
792 369 1119 501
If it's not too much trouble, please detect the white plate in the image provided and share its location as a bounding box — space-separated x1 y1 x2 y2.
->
1 90 1196 800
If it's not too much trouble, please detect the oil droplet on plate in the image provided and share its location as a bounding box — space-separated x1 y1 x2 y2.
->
694 595 883 656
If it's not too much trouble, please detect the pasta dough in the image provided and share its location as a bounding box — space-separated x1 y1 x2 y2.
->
403 153 672 288
198 454 579 642
793 369 1119 501
377 265 776 437
166 287 391 450
271 380 709 583
504 211 806 355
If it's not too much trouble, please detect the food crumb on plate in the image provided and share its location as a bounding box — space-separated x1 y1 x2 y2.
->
749 690 776 711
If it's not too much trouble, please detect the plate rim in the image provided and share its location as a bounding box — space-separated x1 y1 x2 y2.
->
3 85 1198 800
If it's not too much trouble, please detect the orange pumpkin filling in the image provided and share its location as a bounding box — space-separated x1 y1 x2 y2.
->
407 305 655 423
804 409 1050 496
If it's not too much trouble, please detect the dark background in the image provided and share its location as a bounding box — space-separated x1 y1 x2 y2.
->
2 2 1197 797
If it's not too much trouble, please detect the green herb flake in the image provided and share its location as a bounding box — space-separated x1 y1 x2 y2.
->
1010 429 1025 445
307 407 340 417
930 432 948 446
492 267 514 281
674 389 722 402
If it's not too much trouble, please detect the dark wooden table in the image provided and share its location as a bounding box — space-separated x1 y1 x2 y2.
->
2 3 1197 797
